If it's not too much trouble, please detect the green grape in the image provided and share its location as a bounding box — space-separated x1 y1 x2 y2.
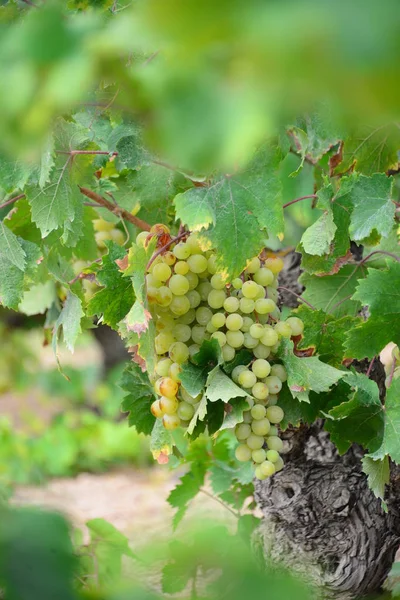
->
274 321 292 338
174 261 189 275
252 382 269 401
151 399 164 418
274 456 284 472
163 251 176 266
221 344 235 361
255 466 267 480
252 358 271 379
206 321 217 333
155 358 173 377
251 404 267 420
266 436 283 452
173 324 191 343
163 414 181 430
196 281 212 301
260 327 279 347
186 290 201 308
153 262 172 282
156 316 175 332
136 231 149 247
266 405 284 424
169 362 182 381
170 295 191 316
255 285 266 300
178 308 196 325
241 316 254 332
253 267 274 286
207 255 218 274
242 280 259 299
270 364 287 382
186 233 202 254
242 411 252 423
238 369 257 388
226 313 243 331
251 418 270 436
147 287 159 304
185 271 199 291
239 297 255 314
266 287 279 303
159 395 178 415
210 273 226 290
286 317 304 336
232 278 243 289
259 460 276 477
168 274 189 296
266 449 280 463
232 365 247 383
264 257 284 274
269 341 281 354
94 218 115 232
192 325 206 345
208 289 226 309
257 313 269 325
244 396 254 410
211 331 227 347
249 323 264 339
252 448 267 463
226 330 244 348
159 377 179 399
243 333 258 349
255 298 276 314
246 434 264 450
235 423 251 440
187 254 208 273
196 306 213 326
230 289 242 298
155 331 176 354
268 394 278 406
270 278 279 290
253 344 271 359
173 242 191 259
224 296 240 313
265 376 282 394
188 343 200 357
269 425 278 436
235 444 252 462
245 256 261 273
154 379 162 395
156 286 173 307
180 388 202 404
177 401 195 420
95 230 112 249
73 260 88 276
211 312 226 328
146 273 162 289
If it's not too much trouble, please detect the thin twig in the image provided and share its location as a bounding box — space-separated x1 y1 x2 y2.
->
69 258 102 286
0 193 26 211
146 231 189 271
282 194 318 209
366 356 376 378
329 295 353 313
79 187 151 231
21 0 38 7
358 250 400 266
199 488 239 518
277 286 316 310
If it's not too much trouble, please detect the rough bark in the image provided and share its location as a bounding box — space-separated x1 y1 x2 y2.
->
253 252 400 599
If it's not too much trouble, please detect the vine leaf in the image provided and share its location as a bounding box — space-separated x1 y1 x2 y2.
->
369 376 400 464
0 238 41 309
345 262 400 359
52 292 84 354
205 367 248 403
180 339 222 398
219 397 249 431
348 174 395 242
300 209 336 256
186 395 208 435
0 221 26 270
362 455 389 506
119 363 156 435
277 338 344 402
167 468 207 530
174 143 282 278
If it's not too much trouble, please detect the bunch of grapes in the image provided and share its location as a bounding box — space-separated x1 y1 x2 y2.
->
140 227 304 480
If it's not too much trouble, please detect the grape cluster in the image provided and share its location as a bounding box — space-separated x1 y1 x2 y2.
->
142 228 304 480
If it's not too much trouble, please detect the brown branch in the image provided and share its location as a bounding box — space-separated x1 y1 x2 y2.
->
146 231 189 271
0 193 26 211
79 187 151 231
283 194 318 209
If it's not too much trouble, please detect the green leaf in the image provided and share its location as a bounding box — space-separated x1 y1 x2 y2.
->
370 376 400 464
210 463 237 495
278 383 303 431
0 221 26 270
220 398 248 431
186 395 208 435
362 455 389 504
345 262 400 359
300 209 336 256
300 265 363 318
192 338 222 367
0 156 35 194
167 468 207 529
174 143 282 278
223 349 253 374
180 363 208 398
348 174 395 242
337 124 400 176
52 292 84 354
207 400 225 434
150 419 174 461
87 242 134 330
119 363 156 435
0 238 41 309
277 338 344 402
162 541 193 594
18 281 56 316
288 110 341 165
205 367 248 403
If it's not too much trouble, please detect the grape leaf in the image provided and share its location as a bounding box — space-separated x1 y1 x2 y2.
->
300 209 336 256
119 363 156 435
151 418 174 461
174 143 282 278
369 376 400 464
223 349 253 374
0 156 35 194
288 110 341 165
167 468 207 529
0 221 26 270
186 395 208 435
192 338 222 367
162 541 193 594
300 265 363 318
131 163 182 225
348 174 395 242
325 372 384 454
122 238 156 335
52 292 84 354
19 281 56 316
219 397 248 431
205 367 248 403
180 363 208 398
277 338 344 402
210 462 238 495
0 238 41 309
278 383 303 430
362 455 389 504
207 400 225 434
345 262 400 359
87 242 134 330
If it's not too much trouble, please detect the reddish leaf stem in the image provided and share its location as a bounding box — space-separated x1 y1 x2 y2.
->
277 286 316 310
358 250 400 266
0 193 26 211
146 231 189 271
79 187 151 231
366 356 376 378
282 194 317 209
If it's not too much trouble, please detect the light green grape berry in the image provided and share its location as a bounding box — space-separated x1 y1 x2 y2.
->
270 364 287 382
252 448 267 463
235 423 251 440
251 418 271 436
235 444 252 462
238 369 257 388
266 405 284 424
211 312 226 329
246 434 264 450
224 296 240 313
252 359 271 379
266 436 283 452
266 449 280 463
286 317 304 336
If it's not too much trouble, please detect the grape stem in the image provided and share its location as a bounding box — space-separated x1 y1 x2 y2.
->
146 230 189 270
366 356 376 378
79 186 151 231
199 488 240 518
282 194 317 209
277 286 316 310
0 193 26 211
358 250 400 266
